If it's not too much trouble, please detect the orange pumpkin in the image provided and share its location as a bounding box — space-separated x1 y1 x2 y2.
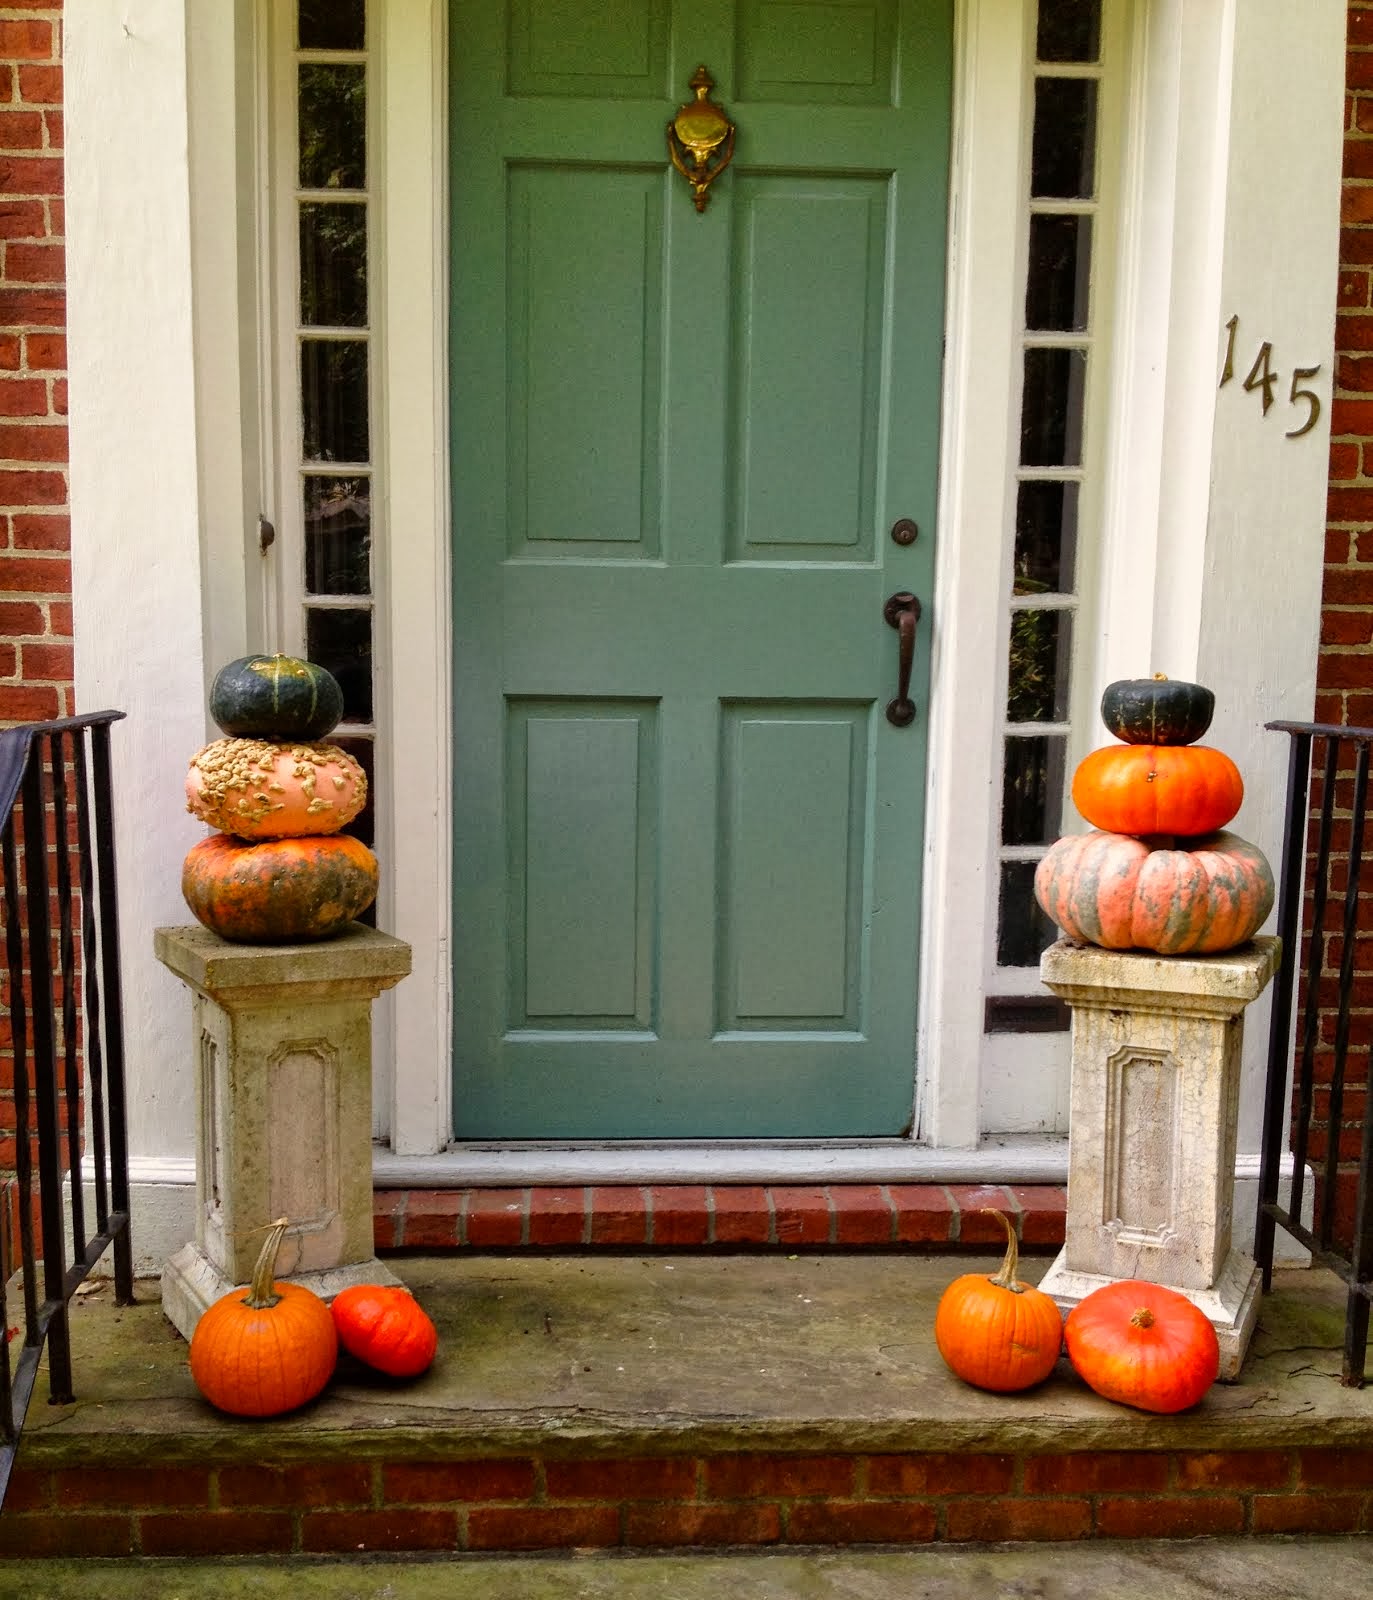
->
188 1219 338 1417
934 1210 1063 1393
186 737 366 840
331 1284 438 1377
182 831 378 943
1064 1279 1219 1414
1033 828 1273 955
1071 743 1243 837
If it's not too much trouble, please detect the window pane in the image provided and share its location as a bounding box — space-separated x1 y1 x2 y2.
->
307 607 373 723
1007 608 1072 724
301 339 369 463
304 476 371 595
1020 347 1086 467
300 202 367 327
1002 735 1068 846
299 63 366 189
1026 214 1092 332
1031 78 1097 199
1037 0 1101 63
299 0 365 52
997 860 1060 967
1014 480 1079 596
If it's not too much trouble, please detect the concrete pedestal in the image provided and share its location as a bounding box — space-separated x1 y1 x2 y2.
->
1036 936 1280 1380
155 923 412 1340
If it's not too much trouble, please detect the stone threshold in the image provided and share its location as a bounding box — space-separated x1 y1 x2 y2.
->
3 1254 1371 1559
372 1183 1068 1252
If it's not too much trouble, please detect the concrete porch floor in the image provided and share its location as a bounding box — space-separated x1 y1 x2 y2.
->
3 1251 1373 1559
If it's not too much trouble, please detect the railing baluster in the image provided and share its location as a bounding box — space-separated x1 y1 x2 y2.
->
49 732 86 1261
0 711 131 1506
91 721 133 1303
72 732 109 1233
1257 727 1312 1287
1263 719 1373 1385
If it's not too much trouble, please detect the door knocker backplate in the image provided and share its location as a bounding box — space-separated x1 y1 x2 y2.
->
667 66 736 213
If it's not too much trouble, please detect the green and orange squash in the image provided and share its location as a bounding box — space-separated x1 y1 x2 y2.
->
209 653 344 742
182 831 378 943
1034 828 1273 955
1099 675 1215 748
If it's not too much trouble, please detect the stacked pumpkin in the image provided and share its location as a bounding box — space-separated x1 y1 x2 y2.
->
1033 675 1274 956
181 654 379 943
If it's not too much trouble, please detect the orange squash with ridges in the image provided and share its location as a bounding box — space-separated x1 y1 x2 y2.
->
1033 829 1273 955
1071 743 1243 837
182 831 378 943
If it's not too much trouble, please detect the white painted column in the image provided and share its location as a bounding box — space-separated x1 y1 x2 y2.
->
1095 0 1345 1153
67 1 259 1171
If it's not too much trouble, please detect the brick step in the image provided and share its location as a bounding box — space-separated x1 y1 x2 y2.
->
4 1254 1370 1560
373 1183 1069 1252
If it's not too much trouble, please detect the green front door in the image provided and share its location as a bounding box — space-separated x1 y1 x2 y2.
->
450 0 952 1137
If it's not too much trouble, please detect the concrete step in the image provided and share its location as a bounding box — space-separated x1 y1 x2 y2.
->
2 1254 1371 1561
3 1538 1372 1599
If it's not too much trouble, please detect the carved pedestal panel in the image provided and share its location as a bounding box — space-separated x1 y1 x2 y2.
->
154 923 412 1340
1036 937 1280 1380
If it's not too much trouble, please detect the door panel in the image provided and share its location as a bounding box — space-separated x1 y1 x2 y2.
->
450 0 952 1137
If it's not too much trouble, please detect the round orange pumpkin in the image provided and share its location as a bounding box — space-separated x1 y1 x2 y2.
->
1064 1279 1219 1414
1034 829 1273 955
934 1210 1063 1393
331 1284 438 1377
182 831 379 943
186 737 366 840
189 1219 338 1417
1071 743 1243 837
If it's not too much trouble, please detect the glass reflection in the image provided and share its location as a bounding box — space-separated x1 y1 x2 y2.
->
299 63 366 190
307 606 373 724
1031 78 1097 199
1026 214 1092 332
1037 0 1101 63
1020 347 1086 468
300 202 367 327
1007 608 1072 724
1014 480 1079 597
997 860 1060 967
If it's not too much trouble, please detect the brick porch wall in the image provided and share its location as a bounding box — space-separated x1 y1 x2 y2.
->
2 1447 1369 1555
0 2 65 1274
1313 0 1373 1242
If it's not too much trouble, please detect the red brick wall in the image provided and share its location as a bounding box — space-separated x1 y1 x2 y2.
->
1309 2 1373 1246
0 1 67 730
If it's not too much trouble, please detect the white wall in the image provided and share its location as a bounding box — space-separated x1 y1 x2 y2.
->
66 2 206 1166
67 1 258 1172
1097 0 1345 1151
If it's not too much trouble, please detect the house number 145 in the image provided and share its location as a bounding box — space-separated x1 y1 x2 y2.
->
1218 314 1322 439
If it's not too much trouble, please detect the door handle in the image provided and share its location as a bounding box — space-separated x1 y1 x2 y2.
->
884 591 921 727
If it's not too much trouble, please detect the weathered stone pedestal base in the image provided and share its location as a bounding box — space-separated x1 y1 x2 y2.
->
155 923 412 1341
1036 936 1280 1380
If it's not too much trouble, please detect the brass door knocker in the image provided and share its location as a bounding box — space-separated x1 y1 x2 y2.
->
667 66 735 213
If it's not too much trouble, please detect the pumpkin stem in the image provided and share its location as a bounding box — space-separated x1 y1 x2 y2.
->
1152 672 1168 681
243 1216 290 1311
983 1208 1025 1294
1130 1306 1156 1330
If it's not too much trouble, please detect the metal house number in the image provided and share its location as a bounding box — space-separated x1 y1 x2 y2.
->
1218 313 1323 439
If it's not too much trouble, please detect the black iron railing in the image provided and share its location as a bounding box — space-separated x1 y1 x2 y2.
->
1256 720 1373 1386
0 712 133 1507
